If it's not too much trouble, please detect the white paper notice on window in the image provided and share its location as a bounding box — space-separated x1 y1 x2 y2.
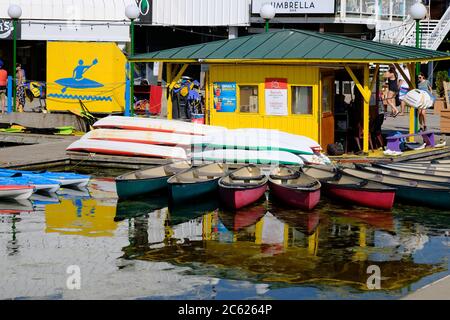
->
265 78 288 116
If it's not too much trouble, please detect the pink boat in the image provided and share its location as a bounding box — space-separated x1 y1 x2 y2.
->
269 166 321 210
218 165 268 210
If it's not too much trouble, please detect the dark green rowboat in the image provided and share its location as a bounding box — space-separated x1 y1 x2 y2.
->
168 163 237 203
115 161 191 199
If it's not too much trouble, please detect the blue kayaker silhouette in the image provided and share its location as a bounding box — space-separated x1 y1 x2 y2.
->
55 58 104 93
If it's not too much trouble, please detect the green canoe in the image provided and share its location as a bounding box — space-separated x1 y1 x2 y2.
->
168 163 238 203
115 161 191 199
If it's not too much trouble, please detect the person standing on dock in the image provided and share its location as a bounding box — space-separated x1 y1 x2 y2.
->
0 60 7 114
15 63 26 112
417 73 434 131
383 66 400 117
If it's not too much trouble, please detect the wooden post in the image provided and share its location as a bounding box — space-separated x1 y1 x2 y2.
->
407 63 417 141
166 63 173 120
157 62 164 85
344 65 371 153
363 65 370 153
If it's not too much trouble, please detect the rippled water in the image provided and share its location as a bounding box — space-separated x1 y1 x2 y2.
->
0 177 449 300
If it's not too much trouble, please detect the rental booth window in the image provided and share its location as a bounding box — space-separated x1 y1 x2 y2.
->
239 85 259 113
291 86 313 115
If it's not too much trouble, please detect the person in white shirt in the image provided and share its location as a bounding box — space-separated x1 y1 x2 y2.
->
397 65 410 115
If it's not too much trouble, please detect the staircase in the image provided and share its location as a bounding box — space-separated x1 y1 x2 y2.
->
375 5 450 50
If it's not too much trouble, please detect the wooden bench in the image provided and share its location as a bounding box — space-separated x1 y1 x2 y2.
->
386 131 435 152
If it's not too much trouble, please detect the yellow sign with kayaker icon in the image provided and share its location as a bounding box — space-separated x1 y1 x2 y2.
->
47 42 126 113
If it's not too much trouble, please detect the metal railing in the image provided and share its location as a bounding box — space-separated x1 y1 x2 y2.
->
428 5 450 50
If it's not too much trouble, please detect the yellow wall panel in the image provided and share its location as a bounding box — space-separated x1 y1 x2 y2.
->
208 64 320 141
47 42 126 113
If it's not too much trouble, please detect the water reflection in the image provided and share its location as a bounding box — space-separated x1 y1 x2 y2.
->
121 198 448 291
1 178 449 299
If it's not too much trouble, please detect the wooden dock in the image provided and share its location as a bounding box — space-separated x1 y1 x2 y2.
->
330 147 450 164
67 151 171 170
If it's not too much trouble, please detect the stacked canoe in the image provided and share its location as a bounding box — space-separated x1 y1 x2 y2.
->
67 116 330 166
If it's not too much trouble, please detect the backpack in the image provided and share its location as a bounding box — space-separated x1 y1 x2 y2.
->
327 142 344 156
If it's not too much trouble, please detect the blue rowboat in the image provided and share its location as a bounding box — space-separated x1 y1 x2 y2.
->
0 169 90 188
0 173 60 193
167 163 237 203
115 161 191 199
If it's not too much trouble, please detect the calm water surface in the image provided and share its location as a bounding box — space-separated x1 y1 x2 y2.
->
0 175 449 300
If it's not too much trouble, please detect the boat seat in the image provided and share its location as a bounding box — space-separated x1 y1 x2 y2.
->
230 173 265 181
174 176 208 183
269 171 301 180
135 172 161 179
195 170 224 177
220 180 264 188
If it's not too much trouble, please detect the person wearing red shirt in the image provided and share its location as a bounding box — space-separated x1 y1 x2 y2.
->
0 60 7 114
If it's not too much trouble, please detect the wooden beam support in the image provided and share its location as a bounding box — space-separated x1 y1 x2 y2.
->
407 62 417 140
345 65 371 152
369 64 380 93
157 62 164 85
166 63 173 120
363 65 370 153
169 64 189 90
407 63 416 88
344 65 370 102
394 63 414 89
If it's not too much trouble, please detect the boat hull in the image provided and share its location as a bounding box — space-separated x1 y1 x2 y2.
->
116 176 169 199
322 183 395 210
169 178 220 203
386 185 450 209
0 186 35 200
269 181 321 210
219 183 267 210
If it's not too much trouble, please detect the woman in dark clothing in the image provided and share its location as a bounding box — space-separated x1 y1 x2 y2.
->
383 66 400 117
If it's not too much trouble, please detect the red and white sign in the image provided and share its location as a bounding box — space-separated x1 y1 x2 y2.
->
265 78 288 116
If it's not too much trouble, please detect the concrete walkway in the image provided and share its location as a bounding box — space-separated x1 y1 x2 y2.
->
0 136 78 168
403 275 450 300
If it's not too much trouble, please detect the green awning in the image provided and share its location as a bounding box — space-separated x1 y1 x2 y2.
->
130 29 450 64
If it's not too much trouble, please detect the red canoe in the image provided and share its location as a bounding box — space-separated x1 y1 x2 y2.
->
302 166 396 210
269 166 321 210
218 165 268 210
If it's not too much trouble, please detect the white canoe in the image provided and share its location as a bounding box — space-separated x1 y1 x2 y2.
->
82 129 193 147
192 129 318 155
191 149 304 165
67 139 188 160
229 129 322 150
0 186 35 200
93 116 226 136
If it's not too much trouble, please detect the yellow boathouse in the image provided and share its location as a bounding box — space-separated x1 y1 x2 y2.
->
131 29 450 152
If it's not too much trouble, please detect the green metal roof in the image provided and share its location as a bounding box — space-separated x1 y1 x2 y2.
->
131 29 450 64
